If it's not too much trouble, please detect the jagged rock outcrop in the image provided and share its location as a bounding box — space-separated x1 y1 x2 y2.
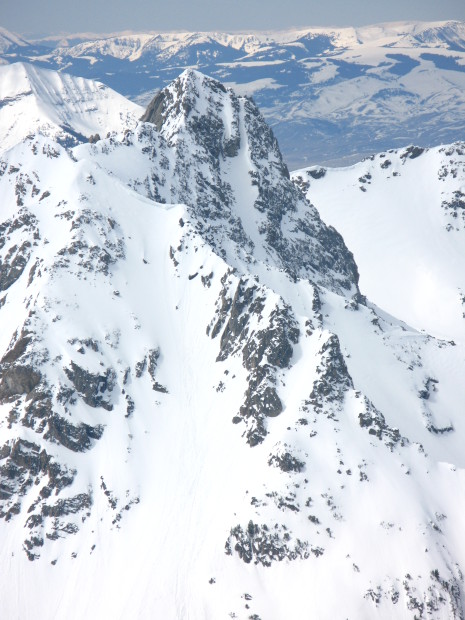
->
99 70 361 297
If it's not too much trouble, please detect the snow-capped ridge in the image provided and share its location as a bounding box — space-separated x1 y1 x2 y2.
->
43 21 465 60
0 27 29 54
388 20 465 50
0 62 143 152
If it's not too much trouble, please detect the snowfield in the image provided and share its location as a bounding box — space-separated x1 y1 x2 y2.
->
293 145 465 342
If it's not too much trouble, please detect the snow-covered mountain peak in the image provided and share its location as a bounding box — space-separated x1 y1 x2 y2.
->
141 68 230 137
3 65 465 619
0 62 143 153
133 68 360 295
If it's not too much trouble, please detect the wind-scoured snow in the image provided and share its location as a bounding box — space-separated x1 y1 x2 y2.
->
1 64 465 619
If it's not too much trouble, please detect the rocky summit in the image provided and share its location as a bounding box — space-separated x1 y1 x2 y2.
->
1 63 465 619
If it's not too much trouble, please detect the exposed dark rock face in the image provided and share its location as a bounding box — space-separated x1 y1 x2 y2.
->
147 348 168 393
308 168 326 180
142 72 228 141
240 303 299 445
41 493 92 518
0 438 75 521
365 568 465 620
0 365 41 402
0 240 32 291
0 328 108 534
45 415 104 452
417 378 454 434
209 274 299 446
140 90 166 130
358 396 405 449
400 145 425 161
442 190 465 228
225 520 322 566
0 210 38 293
24 490 93 560
55 209 125 276
0 381 103 555
419 377 439 401
0 321 109 557
308 334 353 414
0 331 42 407
64 361 115 411
268 451 305 473
242 304 299 370
292 175 311 194
134 348 168 392
0 283 115 557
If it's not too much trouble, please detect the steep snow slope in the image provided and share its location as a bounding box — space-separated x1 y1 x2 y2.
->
293 145 465 342
0 62 142 153
1 67 465 619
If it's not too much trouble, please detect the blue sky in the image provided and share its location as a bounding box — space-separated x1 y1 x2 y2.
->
3 0 465 36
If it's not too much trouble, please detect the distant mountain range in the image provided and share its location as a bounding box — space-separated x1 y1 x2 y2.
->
1 21 465 168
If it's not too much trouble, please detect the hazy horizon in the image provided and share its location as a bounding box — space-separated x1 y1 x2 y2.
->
14 19 465 42
3 0 465 39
